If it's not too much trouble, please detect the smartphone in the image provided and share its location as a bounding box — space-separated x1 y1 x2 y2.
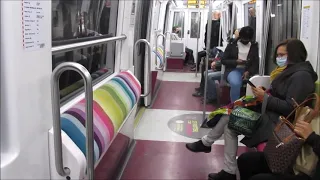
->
245 80 256 88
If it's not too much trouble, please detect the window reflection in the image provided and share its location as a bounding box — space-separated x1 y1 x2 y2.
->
265 0 302 74
190 12 201 38
51 0 119 102
172 12 185 38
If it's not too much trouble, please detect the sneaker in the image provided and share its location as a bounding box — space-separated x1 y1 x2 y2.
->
208 170 236 180
192 91 203 97
186 140 211 153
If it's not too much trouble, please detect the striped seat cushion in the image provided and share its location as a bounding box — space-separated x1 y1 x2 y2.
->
61 70 141 163
154 45 164 66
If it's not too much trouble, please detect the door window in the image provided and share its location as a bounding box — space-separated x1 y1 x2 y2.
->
172 11 185 38
190 12 201 38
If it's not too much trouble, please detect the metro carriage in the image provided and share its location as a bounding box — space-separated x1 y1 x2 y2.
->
1 0 320 179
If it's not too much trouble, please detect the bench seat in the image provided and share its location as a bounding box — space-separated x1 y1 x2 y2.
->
60 70 141 164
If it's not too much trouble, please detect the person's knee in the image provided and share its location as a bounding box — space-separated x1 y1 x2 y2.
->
237 152 250 168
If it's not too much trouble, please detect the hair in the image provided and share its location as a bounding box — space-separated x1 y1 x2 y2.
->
172 26 177 32
239 26 254 40
273 38 307 64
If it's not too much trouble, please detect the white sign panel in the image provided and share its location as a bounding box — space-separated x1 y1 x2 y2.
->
22 0 45 51
301 5 312 40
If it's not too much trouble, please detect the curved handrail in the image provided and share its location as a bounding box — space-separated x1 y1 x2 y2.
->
156 33 166 70
134 39 152 98
51 62 94 180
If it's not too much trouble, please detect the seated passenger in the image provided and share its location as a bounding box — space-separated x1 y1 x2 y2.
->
238 119 320 180
186 39 318 180
221 26 259 102
172 26 195 65
193 47 223 104
171 26 181 40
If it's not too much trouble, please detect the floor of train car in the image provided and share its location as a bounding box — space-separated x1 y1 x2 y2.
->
120 70 248 179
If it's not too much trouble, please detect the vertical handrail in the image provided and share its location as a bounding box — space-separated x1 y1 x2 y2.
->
156 33 166 70
134 39 152 98
51 62 94 180
202 0 213 125
164 31 171 71
195 0 201 77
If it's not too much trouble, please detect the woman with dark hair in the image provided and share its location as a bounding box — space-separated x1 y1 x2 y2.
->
186 39 318 180
221 26 259 102
237 38 319 180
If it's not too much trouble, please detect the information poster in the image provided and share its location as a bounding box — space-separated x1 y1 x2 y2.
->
301 5 312 40
22 0 45 51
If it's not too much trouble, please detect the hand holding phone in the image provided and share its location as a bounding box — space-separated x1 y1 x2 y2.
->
244 80 256 88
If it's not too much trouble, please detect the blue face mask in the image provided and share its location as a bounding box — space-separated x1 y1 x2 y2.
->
276 56 287 67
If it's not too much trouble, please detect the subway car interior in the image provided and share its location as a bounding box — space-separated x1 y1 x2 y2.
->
1 0 320 179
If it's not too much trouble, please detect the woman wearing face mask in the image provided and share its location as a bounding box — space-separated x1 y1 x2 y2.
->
238 39 319 180
185 39 318 180
221 26 259 102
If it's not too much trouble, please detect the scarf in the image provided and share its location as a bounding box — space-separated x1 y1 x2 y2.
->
270 66 287 82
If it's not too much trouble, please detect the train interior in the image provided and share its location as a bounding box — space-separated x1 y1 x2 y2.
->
1 0 320 179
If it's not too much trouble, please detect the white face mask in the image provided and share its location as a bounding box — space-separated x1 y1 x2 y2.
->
232 34 235 38
276 56 287 67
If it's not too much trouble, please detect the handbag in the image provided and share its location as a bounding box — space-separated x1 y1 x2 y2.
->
293 115 320 176
228 106 262 137
264 93 320 174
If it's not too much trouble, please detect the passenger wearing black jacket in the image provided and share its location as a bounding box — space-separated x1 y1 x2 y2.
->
192 11 222 71
221 26 259 102
238 39 319 180
186 39 318 180
238 120 320 180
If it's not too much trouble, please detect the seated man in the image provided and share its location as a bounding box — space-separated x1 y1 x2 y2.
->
193 47 223 104
172 26 195 65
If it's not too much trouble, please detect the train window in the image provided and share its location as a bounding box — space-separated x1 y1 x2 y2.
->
172 11 185 38
190 12 201 38
265 0 302 74
51 0 119 102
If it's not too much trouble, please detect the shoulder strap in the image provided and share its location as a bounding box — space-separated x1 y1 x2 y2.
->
286 93 320 123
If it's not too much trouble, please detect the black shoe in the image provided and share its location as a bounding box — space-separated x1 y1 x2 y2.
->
192 91 203 97
186 140 211 153
208 170 236 180
195 87 201 91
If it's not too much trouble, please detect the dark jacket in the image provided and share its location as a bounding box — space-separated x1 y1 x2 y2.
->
204 19 222 49
221 39 259 79
306 132 320 179
241 61 318 147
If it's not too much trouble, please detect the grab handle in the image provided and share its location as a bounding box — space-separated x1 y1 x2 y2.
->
51 62 94 180
134 39 152 97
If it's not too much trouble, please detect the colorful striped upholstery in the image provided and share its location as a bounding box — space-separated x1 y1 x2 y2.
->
153 45 164 67
61 70 141 163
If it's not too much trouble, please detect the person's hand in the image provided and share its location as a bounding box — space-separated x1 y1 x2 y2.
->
252 86 265 101
294 120 314 139
242 71 249 79
237 59 245 65
211 61 216 69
